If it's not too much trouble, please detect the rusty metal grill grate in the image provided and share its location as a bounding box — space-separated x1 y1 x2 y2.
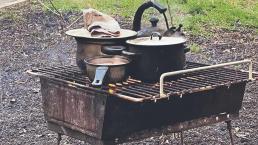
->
31 62 249 101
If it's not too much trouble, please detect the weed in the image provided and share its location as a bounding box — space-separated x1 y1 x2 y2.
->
190 43 202 53
0 10 24 23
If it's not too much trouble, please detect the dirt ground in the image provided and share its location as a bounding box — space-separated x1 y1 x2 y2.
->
0 1 257 145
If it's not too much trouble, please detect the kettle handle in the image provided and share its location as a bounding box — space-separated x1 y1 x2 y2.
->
132 1 168 32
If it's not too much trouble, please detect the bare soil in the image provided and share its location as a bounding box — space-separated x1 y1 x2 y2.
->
0 1 257 145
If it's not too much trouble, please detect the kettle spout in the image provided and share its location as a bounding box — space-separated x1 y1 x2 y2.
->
163 24 185 37
176 24 183 32
163 27 176 36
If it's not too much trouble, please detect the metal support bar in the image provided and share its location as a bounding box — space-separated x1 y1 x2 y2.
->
226 121 234 145
249 60 253 80
180 131 184 145
115 93 144 103
160 59 253 97
57 133 62 145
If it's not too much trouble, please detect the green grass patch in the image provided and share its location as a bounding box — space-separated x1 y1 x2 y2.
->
44 0 148 17
177 0 258 35
45 0 258 36
0 10 24 23
189 43 202 53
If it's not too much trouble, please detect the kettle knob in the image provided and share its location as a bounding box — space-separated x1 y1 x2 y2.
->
149 16 159 27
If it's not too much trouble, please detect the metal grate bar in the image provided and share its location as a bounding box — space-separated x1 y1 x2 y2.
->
36 68 89 84
30 62 249 101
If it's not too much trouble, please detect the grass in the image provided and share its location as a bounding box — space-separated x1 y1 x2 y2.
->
189 43 202 53
178 0 258 35
0 10 24 23
44 0 147 17
44 0 258 36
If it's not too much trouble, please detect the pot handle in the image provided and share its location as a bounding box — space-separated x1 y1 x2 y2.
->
92 66 109 86
102 46 141 57
184 47 190 53
122 50 142 57
150 32 162 40
101 46 126 55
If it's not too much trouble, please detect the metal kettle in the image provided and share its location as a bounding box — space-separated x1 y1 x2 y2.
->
132 1 169 37
132 0 185 37
137 16 164 37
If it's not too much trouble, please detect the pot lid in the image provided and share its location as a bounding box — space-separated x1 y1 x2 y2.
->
126 32 187 46
66 28 137 40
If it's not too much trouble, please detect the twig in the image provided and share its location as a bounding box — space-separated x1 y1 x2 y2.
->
37 0 60 17
48 0 66 23
166 0 173 27
66 15 83 29
37 0 66 23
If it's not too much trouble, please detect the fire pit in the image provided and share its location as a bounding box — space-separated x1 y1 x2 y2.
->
27 60 253 145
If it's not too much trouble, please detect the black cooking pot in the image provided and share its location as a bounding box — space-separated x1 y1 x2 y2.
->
66 28 137 73
102 32 189 82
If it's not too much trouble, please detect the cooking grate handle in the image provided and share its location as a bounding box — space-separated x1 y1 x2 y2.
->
160 59 254 98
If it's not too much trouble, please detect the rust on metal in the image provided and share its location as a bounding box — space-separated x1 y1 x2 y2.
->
28 62 249 145
47 113 239 144
40 78 107 139
29 62 249 102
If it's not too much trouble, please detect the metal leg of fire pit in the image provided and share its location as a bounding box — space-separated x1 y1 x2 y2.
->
180 131 184 145
57 133 62 145
226 120 234 145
